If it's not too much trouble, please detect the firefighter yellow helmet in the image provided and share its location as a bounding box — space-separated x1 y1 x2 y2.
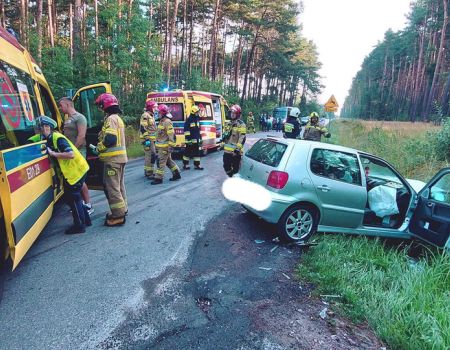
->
191 105 200 114
310 111 319 118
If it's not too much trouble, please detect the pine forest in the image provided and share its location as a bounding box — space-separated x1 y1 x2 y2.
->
342 0 450 122
0 0 323 116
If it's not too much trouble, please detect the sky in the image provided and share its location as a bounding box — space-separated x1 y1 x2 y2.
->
299 0 412 114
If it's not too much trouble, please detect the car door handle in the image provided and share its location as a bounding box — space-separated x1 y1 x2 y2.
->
317 185 331 192
427 202 434 208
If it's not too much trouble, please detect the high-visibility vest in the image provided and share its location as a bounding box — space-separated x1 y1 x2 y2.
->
52 132 89 185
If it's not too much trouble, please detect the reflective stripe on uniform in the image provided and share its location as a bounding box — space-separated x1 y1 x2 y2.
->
224 144 236 152
183 156 189 161
156 142 169 148
170 165 178 171
110 201 126 209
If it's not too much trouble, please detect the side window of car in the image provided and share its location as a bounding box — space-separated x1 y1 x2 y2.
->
311 149 362 185
430 174 450 204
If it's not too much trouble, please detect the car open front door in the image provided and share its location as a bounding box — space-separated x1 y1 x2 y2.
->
409 168 450 248
0 142 55 269
72 82 112 190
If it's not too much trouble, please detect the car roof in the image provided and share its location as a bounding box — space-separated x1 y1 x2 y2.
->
265 137 362 154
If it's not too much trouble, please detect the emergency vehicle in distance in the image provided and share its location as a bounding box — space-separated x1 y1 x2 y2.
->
0 26 110 270
146 90 229 154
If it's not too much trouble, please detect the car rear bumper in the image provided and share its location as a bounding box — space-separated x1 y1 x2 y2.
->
241 187 297 224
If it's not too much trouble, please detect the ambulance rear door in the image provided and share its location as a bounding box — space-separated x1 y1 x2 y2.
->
72 82 112 189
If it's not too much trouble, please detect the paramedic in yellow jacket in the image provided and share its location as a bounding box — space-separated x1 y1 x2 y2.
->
140 100 158 178
95 93 128 227
36 116 91 235
151 104 181 185
223 104 246 177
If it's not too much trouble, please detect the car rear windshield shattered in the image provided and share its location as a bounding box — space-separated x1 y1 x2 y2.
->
246 139 287 167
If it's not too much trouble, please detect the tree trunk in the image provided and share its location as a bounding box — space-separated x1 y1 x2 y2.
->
234 33 243 90
73 0 82 75
163 0 169 63
69 3 73 61
48 0 54 47
179 0 187 81
425 0 448 116
209 0 221 80
167 0 179 86
94 0 99 40
0 0 5 28
20 0 27 47
188 0 194 75
241 32 259 105
36 0 43 64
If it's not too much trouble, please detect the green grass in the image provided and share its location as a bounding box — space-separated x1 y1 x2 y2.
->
298 236 450 349
299 120 450 349
125 126 144 159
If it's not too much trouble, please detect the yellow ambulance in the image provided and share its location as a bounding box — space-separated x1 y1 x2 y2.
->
146 90 229 154
0 26 111 270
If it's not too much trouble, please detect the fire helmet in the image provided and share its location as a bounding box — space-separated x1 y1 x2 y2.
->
145 100 158 112
95 93 119 110
158 104 170 117
230 104 242 119
191 105 200 114
289 107 301 118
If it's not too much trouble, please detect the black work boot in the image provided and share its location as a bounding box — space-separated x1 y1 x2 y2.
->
169 170 181 181
151 178 163 185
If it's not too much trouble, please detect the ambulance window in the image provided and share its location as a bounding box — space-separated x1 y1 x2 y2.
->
212 99 221 118
38 84 58 121
74 86 107 128
196 103 213 120
0 60 39 149
168 103 184 121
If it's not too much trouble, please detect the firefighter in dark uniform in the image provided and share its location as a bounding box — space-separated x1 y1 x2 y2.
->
151 104 181 185
140 100 158 178
36 116 91 234
283 107 302 139
303 112 331 141
223 104 246 177
183 105 204 170
94 93 128 226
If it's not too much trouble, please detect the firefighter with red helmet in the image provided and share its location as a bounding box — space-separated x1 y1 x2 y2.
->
151 104 181 185
182 105 204 170
223 104 246 177
140 100 158 178
94 93 128 226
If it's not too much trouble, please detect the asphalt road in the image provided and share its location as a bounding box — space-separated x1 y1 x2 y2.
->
0 133 268 350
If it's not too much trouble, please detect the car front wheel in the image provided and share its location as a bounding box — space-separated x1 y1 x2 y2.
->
278 204 318 242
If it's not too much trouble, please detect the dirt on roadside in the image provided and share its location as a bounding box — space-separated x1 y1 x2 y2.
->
182 205 386 350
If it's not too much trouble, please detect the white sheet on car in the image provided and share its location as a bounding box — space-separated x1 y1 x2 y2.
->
368 185 399 218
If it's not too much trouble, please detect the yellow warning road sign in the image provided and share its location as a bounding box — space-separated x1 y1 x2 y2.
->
324 95 339 112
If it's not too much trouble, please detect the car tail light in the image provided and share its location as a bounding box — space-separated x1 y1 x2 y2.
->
267 171 289 189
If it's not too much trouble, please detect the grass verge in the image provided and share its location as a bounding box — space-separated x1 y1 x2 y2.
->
299 119 450 349
298 236 450 349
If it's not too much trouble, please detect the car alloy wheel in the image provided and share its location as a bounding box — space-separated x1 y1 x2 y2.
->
278 204 318 242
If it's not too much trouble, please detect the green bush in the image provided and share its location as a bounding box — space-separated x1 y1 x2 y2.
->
434 117 450 161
